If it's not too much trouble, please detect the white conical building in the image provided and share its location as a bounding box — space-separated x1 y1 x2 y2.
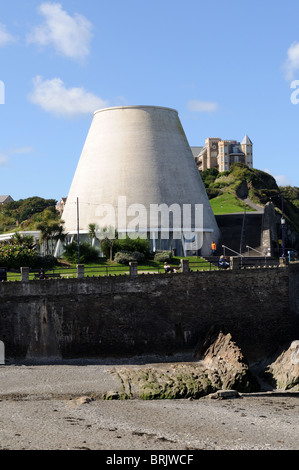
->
61 105 220 256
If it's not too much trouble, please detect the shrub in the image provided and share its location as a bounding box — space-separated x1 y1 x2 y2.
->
114 236 150 256
114 251 145 265
206 188 221 200
154 251 172 262
0 243 37 269
211 180 230 189
114 251 135 265
100 235 150 260
201 168 219 188
63 241 99 264
131 251 145 263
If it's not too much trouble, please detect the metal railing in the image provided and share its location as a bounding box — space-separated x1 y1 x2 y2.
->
221 245 244 257
188 260 218 272
245 245 267 257
245 245 278 267
245 245 269 265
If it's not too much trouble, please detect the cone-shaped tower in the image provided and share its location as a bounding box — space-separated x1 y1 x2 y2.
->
62 105 220 255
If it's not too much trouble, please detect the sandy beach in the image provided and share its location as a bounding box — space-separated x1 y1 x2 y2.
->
0 361 298 451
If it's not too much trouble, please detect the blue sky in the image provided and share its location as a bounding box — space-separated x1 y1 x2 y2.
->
1 0 299 202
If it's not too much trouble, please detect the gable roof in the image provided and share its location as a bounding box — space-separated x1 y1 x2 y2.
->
0 195 13 203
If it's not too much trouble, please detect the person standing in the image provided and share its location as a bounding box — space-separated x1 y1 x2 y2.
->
211 241 216 255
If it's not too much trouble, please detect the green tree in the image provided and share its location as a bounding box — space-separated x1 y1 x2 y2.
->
11 232 36 250
36 210 65 255
99 226 117 261
88 223 99 247
63 241 98 264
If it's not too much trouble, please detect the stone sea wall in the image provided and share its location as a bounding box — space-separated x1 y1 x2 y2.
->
0 264 298 363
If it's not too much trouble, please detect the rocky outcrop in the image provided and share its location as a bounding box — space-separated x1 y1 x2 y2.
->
194 326 260 393
262 340 299 390
107 328 260 400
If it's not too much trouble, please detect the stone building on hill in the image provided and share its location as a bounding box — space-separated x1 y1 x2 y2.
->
192 135 253 172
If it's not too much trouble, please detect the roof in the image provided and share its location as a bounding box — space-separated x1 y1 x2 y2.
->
241 135 252 145
191 146 205 157
0 195 13 203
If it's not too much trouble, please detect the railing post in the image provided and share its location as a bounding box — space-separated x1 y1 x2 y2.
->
77 264 84 279
0 267 7 282
230 257 240 271
129 261 138 277
21 267 30 282
279 257 287 267
180 259 189 273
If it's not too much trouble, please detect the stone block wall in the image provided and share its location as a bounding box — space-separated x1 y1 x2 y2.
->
0 266 296 363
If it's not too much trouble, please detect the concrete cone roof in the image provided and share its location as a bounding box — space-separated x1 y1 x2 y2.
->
62 105 220 253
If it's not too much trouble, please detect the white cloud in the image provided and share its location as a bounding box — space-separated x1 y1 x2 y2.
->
28 76 108 118
263 168 291 186
0 147 34 166
273 174 292 186
187 100 218 113
10 147 35 155
27 2 93 61
0 23 16 47
282 41 299 81
0 153 8 166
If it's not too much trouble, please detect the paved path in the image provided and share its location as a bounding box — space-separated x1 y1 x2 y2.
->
242 198 265 213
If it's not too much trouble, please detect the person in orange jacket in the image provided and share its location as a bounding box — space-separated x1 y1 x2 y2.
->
211 241 216 255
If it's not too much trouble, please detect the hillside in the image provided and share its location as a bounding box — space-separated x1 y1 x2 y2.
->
201 164 299 238
0 197 58 234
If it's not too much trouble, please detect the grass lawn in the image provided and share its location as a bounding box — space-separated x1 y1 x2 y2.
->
5 256 218 281
210 192 255 215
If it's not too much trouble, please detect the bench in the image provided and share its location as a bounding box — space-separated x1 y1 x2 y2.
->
33 273 61 280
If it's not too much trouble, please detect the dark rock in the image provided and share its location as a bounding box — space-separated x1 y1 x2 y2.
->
263 340 299 390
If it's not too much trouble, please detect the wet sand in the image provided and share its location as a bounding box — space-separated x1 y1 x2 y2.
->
0 362 298 451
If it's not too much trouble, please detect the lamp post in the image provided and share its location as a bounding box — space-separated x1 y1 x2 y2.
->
77 197 80 264
281 194 286 258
